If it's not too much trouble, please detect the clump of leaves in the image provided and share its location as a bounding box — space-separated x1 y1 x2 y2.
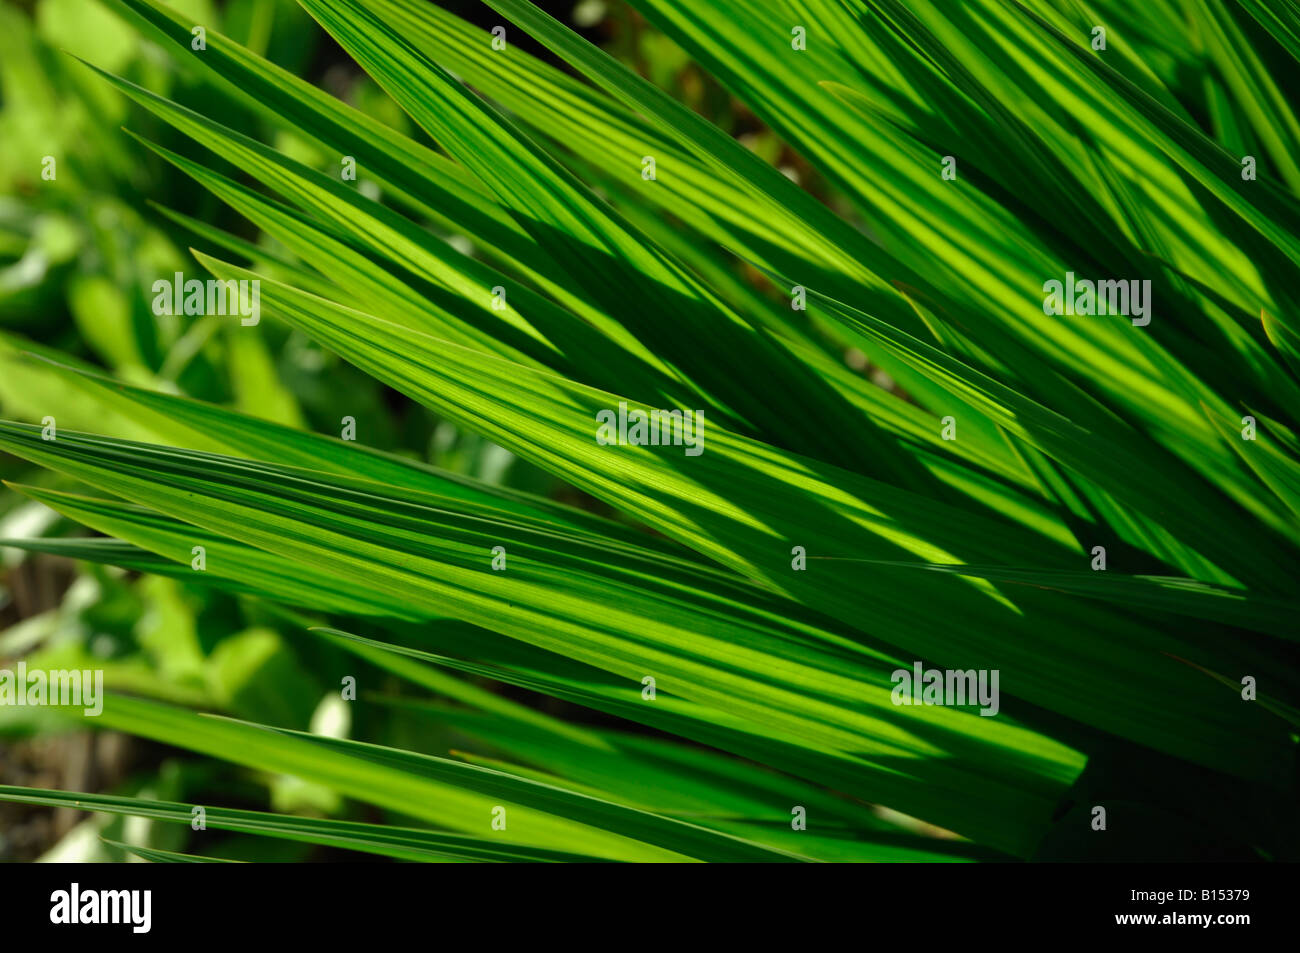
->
2 0 1299 861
